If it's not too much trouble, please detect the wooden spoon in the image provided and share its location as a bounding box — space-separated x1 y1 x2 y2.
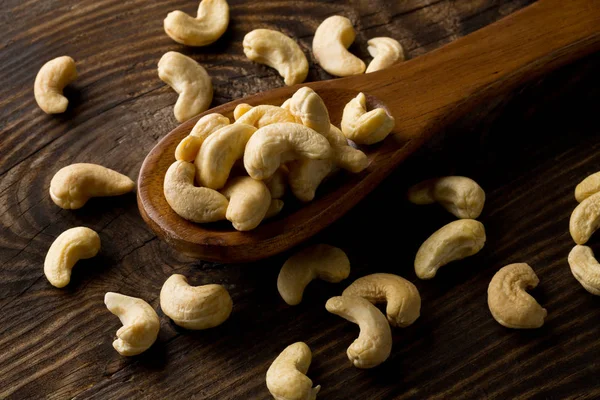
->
138 0 599 263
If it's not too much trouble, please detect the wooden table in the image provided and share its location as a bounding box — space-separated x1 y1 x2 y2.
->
1 0 599 398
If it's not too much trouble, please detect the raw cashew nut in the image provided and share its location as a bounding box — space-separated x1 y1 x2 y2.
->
570 192 600 244
325 296 392 368
415 219 486 279
233 103 253 120
487 263 547 329
243 123 332 180
575 172 600 202
288 158 336 202
288 87 331 136
266 342 320 400
264 166 288 199
407 176 486 219
265 199 284 219
220 176 271 231
158 51 213 123
235 105 296 128
104 292 160 356
160 274 232 329
568 245 600 295
195 123 257 189
366 37 405 73
280 98 291 110
34 56 77 114
164 161 228 223
342 273 420 327
50 163 135 209
163 0 229 46
341 93 395 145
277 244 350 305
44 227 100 288
175 113 230 162
243 29 308 86
312 16 365 77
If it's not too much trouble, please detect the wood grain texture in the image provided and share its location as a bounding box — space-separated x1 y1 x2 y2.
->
2 0 600 399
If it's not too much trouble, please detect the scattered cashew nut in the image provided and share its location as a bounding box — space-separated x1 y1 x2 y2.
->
575 171 600 202
366 37 405 73
487 263 547 329
220 176 271 231
568 245 600 295
312 16 365 76
266 342 320 400
34 56 77 114
570 191 600 244
235 105 295 128
175 113 230 162
163 0 229 46
341 93 395 145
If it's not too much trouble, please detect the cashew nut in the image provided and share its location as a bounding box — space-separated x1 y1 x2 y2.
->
568 245 600 295
575 171 600 202
264 166 288 199
158 51 213 123
570 192 600 244
325 296 392 368
342 273 420 328
288 158 336 202
288 87 331 136
164 161 228 223
487 263 547 329
407 176 486 219
49 163 135 209
195 123 257 189
277 244 350 305
175 113 230 162
235 105 295 128
312 16 365 77
233 103 253 120
163 0 229 47
160 274 232 329
341 93 395 145
414 219 486 279
104 292 160 356
44 227 100 288
243 29 308 86
243 123 331 180
34 56 77 114
324 124 368 173
266 342 320 400
265 199 284 219
366 37 405 73
280 98 291 110
220 176 271 231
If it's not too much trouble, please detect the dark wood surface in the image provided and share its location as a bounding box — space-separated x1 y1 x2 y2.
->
2 0 600 399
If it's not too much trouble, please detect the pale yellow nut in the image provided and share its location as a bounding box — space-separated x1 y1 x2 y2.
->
160 274 232 330
326 124 368 173
163 0 229 46
568 245 600 295
366 37 405 73
288 158 336 202
233 103 253 120
49 163 135 210
264 199 284 219
164 161 228 223
264 166 288 199
487 263 547 329
220 176 271 231
266 342 320 400
104 292 160 356
570 191 600 244
325 295 392 368
288 87 331 136
342 273 420 328
195 123 257 189
280 98 291 110
575 171 600 202
44 227 100 288
175 113 230 162
407 176 486 219
278 244 350 305
158 51 213 123
243 29 308 86
34 56 77 114
414 219 486 279
243 123 332 180
341 93 395 145
312 16 365 77
235 105 295 128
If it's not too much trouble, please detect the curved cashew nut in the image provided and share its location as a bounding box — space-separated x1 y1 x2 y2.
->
570 192 600 244
163 0 229 46
265 199 284 219
34 56 77 114
575 171 600 202
325 296 392 368
325 124 368 173
366 37 405 73
278 244 350 305
341 93 395 145
160 274 232 329
280 98 291 110
195 123 257 189
415 219 486 279
312 16 365 77
235 105 295 128
158 51 213 123
342 273 421 327
266 342 320 400
233 103 253 120
264 166 288 199
220 176 271 231
487 263 547 329
288 158 336 202
50 163 135 209
288 87 331 136
175 113 230 162
243 29 308 86
104 292 160 356
407 176 486 219
164 161 228 223
44 227 100 288
243 123 331 180
568 245 600 295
